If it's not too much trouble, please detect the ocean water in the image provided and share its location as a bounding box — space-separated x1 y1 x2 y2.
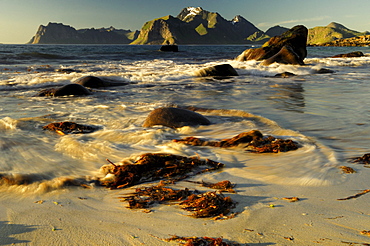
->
1 44 370 194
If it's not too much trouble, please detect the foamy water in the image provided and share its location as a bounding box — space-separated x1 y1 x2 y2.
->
1 44 370 194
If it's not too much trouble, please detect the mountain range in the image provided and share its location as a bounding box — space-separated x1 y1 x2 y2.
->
28 7 369 45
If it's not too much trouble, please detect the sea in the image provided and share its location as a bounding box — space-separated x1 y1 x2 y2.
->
1 44 370 194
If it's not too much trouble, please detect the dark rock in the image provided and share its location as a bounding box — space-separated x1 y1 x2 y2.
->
160 45 179 52
274 72 296 78
35 88 58 97
314 68 335 74
35 84 91 97
55 68 81 73
195 64 238 77
261 45 304 65
236 25 308 65
142 107 211 129
74 76 128 88
53 84 91 96
75 76 106 88
331 51 364 58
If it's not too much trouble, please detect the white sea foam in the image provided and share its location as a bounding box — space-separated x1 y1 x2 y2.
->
0 117 18 130
0 45 367 194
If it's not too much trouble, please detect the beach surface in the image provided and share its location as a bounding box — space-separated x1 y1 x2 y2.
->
0 164 369 245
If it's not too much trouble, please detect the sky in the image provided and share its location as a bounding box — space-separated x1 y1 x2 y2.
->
1 0 370 44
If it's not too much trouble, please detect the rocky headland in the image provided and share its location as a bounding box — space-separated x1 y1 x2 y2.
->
28 22 139 44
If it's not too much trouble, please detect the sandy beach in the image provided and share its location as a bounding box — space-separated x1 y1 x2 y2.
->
0 161 369 246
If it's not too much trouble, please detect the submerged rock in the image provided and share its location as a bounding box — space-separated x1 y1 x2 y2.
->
331 51 364 58
236 25 308 65
142 107 211 129
195 64 238 77
274 72 296 78
55 68 81 73
314 68 335 74
36 84 91 97
74 75 128 88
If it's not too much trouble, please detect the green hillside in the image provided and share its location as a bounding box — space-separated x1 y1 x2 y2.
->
308 22 367 45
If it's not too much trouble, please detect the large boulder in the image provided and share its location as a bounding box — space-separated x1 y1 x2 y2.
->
261 45 304 66
194 64 238 77
142 107 211 129
36 84 91 97
236 25 308 65
75 76 128 88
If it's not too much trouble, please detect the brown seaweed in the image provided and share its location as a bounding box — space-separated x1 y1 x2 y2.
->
282 197 300 202
120 181 237 219
100 153 224 189
163 235 240 246
339 166 356 173
42 122 97 135
120 182 193 209
337 189 370 200
350 153 370 165
173 130 299 153
186 180 236 193
180 191 235 218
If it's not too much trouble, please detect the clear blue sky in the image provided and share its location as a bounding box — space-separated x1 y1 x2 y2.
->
1 0 370 44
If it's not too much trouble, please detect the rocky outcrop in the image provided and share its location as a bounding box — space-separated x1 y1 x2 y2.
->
194 64 238 77
236 25 308 65
28 23 138 44
142 107 211 129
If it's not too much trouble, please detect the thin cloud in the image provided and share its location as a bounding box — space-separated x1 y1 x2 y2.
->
257 16 331 28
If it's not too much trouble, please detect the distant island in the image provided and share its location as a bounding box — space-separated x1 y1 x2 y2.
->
28 7 370 46
28 23 139 44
